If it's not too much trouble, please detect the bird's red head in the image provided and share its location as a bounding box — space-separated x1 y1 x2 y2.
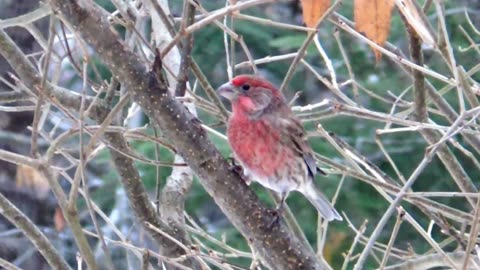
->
231 75 277 92
217 75 283 115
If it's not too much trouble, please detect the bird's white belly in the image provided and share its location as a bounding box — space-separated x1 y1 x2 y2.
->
242 166 295 194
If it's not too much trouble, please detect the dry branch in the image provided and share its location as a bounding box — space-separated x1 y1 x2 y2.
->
0 192 71 270
45 0 327 269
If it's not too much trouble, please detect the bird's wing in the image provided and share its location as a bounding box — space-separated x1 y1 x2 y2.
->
273 111 327 177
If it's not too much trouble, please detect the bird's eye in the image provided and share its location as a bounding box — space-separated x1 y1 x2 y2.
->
242 84 250 91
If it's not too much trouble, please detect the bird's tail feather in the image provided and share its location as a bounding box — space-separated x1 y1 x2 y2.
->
301 183 342 221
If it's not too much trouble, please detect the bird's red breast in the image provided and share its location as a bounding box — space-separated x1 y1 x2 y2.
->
227 112 294 178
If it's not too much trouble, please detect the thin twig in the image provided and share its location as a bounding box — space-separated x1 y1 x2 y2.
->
279 1 342 92
379 209 404 269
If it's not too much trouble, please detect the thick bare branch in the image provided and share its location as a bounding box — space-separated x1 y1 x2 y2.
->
0 17 198 269
0 192 71 270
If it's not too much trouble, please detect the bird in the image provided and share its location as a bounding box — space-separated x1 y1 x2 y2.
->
217 74 342 221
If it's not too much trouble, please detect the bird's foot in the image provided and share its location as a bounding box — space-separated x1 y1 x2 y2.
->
266 196 287 229
227 157 243 174
227 158 251 185
266 208 282 230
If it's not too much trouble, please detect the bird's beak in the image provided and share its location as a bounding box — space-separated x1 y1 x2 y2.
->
217 82 236 101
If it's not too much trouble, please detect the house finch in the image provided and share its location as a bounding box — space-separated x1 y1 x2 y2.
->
218 75 342 221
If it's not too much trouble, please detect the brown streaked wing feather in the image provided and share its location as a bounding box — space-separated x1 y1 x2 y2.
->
274 109 326 178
